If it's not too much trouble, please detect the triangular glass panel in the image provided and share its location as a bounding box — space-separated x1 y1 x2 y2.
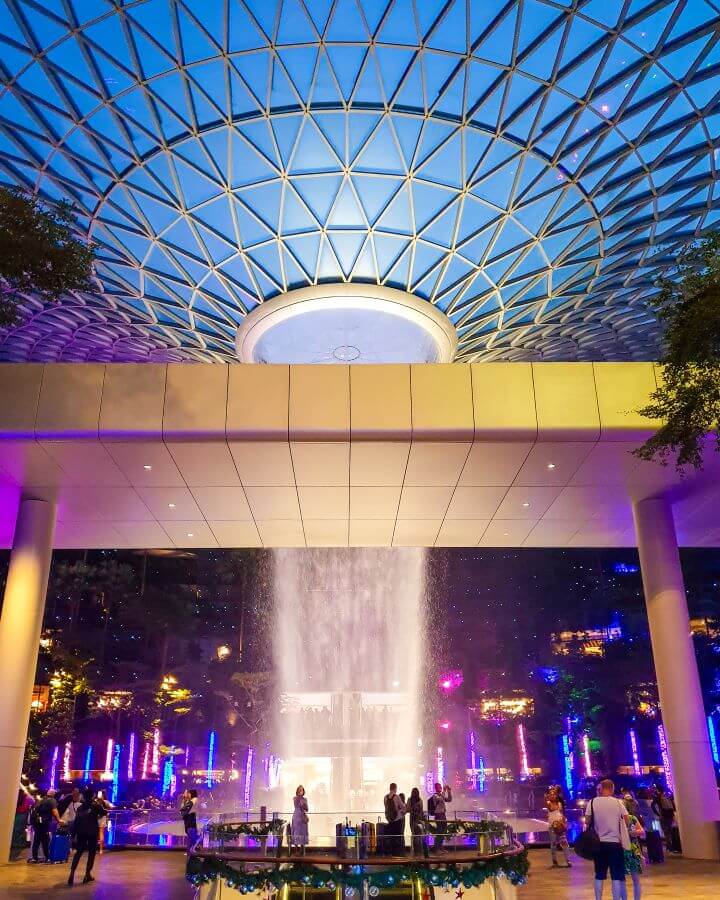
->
281 186 318 234
312 51 344 105
327 0 369 42
277 0 317 45
327 45 369 101
427 0 467 54
352 174 403 223
285 233 321 278
377 0 418 45
354 118 405 173
327 179 366 228
289 119 339 173
376 184 412 234
277 46 317 103
473 7 518 66
328 232 366 277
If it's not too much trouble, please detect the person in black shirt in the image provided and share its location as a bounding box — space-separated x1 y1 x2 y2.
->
68 789 105 886
28 789 59 863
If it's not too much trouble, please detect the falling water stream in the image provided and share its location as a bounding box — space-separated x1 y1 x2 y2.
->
273 548 426 814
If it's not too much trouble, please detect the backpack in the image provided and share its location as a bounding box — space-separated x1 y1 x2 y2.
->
427 795 437 817
384 795 398 822
31 801 52 828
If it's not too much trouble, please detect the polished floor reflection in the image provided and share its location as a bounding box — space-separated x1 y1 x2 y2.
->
0 851 717 899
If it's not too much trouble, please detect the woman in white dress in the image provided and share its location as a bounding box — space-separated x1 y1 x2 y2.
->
291 785 309 852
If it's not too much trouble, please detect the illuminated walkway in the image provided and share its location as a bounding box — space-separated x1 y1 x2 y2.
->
0 852 717 899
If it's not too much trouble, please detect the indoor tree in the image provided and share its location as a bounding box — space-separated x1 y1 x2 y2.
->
0 186 94 326
635 231 720 469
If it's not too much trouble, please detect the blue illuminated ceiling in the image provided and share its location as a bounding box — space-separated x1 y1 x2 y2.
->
0 0 719 362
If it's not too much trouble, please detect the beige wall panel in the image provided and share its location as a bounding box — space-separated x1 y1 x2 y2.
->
100 364 166 439
471 363 536 439
226 365 289 440
40 442 128 486
458 442 532 486
104 442 184 487
594 362 660 440
397 485 454 519
256 520 305 547
393 519 442 546
0 364 43 436
350 442 409 486
445 486 507 520
289 365 349 440
493 485 562 519
569 441 639 486
229 442 294 486
435 520 489 546
0 442 64 487
191 486 253 521
161 521 219 547
113 521 172 548
135 486 203 520
209 521 263 548
532 362 600 440
350 365 411 440
291 442 349 486
304 519 349 547
480 520 535 546
349 520 395 546
245 486 301 520
166 442 239 486
350 486 402 520
163 364 228 439
523 520 581 547
298 486 349 519
514 441 595 486
404 442 470 486
36 363 105 439
410 364 473 440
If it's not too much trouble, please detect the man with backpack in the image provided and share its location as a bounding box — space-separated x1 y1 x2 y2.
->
28 789 60 863
383 783 406 854
68 789 106 886
428 783 452 853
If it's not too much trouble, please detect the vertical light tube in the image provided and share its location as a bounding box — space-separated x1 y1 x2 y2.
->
141 742 150 780
83 746 92 782
243 747 254 808
151 728 160 775
103 738 114 778
708 716 719 766
517 723 530 777
561 735 573 797
658 723 674 792
162 752 173 795
468 730 477 790
629 729 641 776
184 745 190 768
49 746 59 791
111 742 121 804
582 734 593 778
127 732 136 780
62 741 72 782
435 746 444 784
206 731 216 788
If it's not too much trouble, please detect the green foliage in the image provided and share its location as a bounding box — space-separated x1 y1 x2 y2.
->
0 186 95 326
635 232 720 469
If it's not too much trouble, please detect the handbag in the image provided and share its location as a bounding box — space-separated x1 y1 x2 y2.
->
620 814 632 852
574 799 603 860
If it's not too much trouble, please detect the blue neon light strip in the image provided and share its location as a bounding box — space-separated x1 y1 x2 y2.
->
562 735 573 797
111 743 121 804
206 731 216 788
708 715 719 765
83 746 92 782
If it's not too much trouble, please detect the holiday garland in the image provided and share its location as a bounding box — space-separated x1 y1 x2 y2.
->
207 819 286 839
422 820 509 840
186 852 530 892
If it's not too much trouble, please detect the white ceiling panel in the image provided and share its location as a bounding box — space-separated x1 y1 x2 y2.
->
113 521 172 548
228 442 295 486
350 442 410 486
514 442 595 487
255 520 305 547
350 486 402 520
459 442 532 487
298 486 349 520
445 486 507 520
135 486 204 521
209 521 263 548
304 520 349 547
104 442 184 487
39 442 128 486
435 520 489 547
160 521 219 548
404 442 470 487
291 442 349 486
245 486 301 521
349 519 395 546
191 486 253 521
393 519 442 546
397 485 454 520
166 442 240 486
523 519 582 547
493 486 562 520
480 520 535 546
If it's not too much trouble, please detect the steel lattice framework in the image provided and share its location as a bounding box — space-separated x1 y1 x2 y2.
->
1 0 719 362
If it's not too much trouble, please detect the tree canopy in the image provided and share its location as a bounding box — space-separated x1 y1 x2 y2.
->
635 231 720 470
0 186 95 327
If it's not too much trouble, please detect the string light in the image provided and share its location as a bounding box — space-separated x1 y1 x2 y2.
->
62 741 72 782
657 724 673 792
243 747 254 808
111 742 121 804
629 729 641 776
151 728 160 775
435 747 444 784
127 733 136 780
104 738 114 778
49 746 59 791
582 734 593 778
206 731 216 788
709 715 720 766
141 742 150 780
83 746 92 782
517 724 530 778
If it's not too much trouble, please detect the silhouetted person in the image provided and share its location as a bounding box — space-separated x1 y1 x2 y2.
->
68 790 105 886
428 783 452 853
28 789 59 863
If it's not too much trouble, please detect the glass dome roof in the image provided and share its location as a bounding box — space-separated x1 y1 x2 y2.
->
0 0 719 362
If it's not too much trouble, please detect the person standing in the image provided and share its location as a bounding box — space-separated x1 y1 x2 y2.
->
60 788 82 828
180 789 199 850
585 779 629 900
291 785 309 852
428 783 452 853
95 790 112 852
11 790 34 861
383 783 406 854
650 786 676 852
546 786 571 868
623 807 646 900
406 787 425 855
28 789 60 863
68 790 105 887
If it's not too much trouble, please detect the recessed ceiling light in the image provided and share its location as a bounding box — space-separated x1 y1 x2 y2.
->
503 532 509 537
168 503 176 509
547 463 556 470
187 532 194 538
143 464 152 470
522 501 531 508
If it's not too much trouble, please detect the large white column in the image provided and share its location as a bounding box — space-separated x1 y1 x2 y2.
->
633 497 720 860
0 498 56 864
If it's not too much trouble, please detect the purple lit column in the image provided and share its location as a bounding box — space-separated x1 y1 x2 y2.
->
633 498 720 859
0 498 56 863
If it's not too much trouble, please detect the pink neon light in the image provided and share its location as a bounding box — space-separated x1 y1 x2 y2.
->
582 734 593 778
151 728 160 774
127 733 136 780
104 738 114 776
436 746 444 783
439 720 450 731
62 741 72 782
658 724 673 792
141 742 150 780
517 723 530 777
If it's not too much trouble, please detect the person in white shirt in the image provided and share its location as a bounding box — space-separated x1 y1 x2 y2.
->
585 779 629 900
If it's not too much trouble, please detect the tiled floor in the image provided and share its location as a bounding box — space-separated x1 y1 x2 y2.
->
0 850 717 898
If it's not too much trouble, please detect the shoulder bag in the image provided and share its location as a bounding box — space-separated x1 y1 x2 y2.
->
574 798 603 860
